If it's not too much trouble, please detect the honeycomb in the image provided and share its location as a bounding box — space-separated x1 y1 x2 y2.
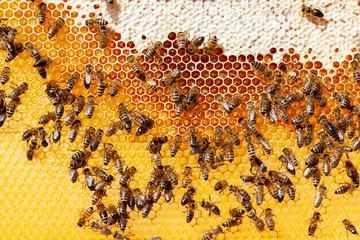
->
1 0 360 240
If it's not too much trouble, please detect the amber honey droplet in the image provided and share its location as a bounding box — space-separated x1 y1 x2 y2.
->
283 54 290 63
264 54 272 63
314 61 322 69
247 54 255 63
305 61 313 69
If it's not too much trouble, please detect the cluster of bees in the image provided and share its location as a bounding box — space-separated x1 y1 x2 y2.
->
2 1 360 239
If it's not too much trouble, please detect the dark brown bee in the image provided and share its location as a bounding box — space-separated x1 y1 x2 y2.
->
267 74 283 93
305 154 319 167
244 133 256 158
295 125 305 148
90 221 112 236
136 117 154 136
211 126 224 147
282 148 298 167
103 143 114 166
269 170 291 184
96 203 108 224
186 85 200 106
92 189 106 205
69 119 81 142
188 126 199 147
113 151 123 174
38 111 56 125
127 55 140 74
48 18 65 39
256 133 271 155
164 181 174 202
9 82 28 100
181 166 192 188
68 169 78 183
346 116 356 139
250 156 267 174
204 142 216 164
205 35 218 55
83 64 93 89
72 96 85 116
264 179 278 200
229 208 245 218
214 180 228 193
164 165 178 186
167 134 182 157
264 208 275 231
142 200 153 218
98 26 110 48
224 125 240 146
0 94 6 127
303 70 317 94
92 167 114 183
35 2 48 24
90 128 103 152
64 72 80 92
145 41 162 61
314 184 326 208
238 118 257 135
110 79 121 97
113 232 130 240
51 120 62 143
310 139 326 154
201 226 223 240
85 95 96 119
181 187 195 206
251 61 272 78
308 212 321 236
319 116 339 142
0 66 10 85
117 103 132 133
345 160 360 188
311 168 321 188
185 200 196 223
200 199 220 216
118 212 129 231
301 5 324 18
321 154 331 176
229 185 251 202
105 120 124 137
291 110 310 125
107 205 118 226
222 217 241 228
335 182 355 194
83 126 95 149
133 188 145 210
83 168 95 191
64 107 76 126
95 71 108 97
248 211 265 232
309 77 322 98
34 57 52 68
187 36 204 55
343 219 358 235
246 101 258 124
259 93 271 115
85 17 108 28
119 166 136 186
304 121 314 146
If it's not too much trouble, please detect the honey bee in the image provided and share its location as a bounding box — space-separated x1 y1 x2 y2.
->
186 85 200 106
51 120 63 143
248 211 265 232
83 126 95 149
145 41 162 61
83 65 93 89
64 107 76 126
222 217 241 228
164 181 174 202
112 151 123 174
177 32 188 50
142 200 153 218
110 79 121 97
204 35 218 55
311 168 321 188
137 73 157 92
77 206 94 227
267 74 283 93
229 185 251 202
0 93 6 126
146 135 168 154
211 126 224 147
287 91 304 105
204 142 216 163
103 143 114 166
250 156 267 174
96 203 108 224
33 57 52 68
220 140 234 163
180 166 192 188
343 219 358 235
48 18 65 39
198 155 209 181
346 116 355 139
303 121 314 146
119 166 137 186
269 170 291 184
86 95 96 119
35 2 48 24
333 91 352 110
85 17 108 28
244 133 256 158
65 72 80 92
93 167 114 183
38 111 56 125
200 198 220 216
345 160 359 188
181 187 195 206
300 5 324 19
201 225 223 240
107 205 119 226
69 119 81 142
0 66 10 85
251 61 272 78
72 96 85 116
90 221 112 236
214 179 228 193
187 36 205 55
169 134 182 157
169 82 183 103
264 179 278 200
313 184 327 208
264 208 275 231
9 82 28 100
278 155 295 176
118 212 129 231
113 232 130 240
319 116 339 142
161 68 181 87
255 133 271 155
335 182 356 195
246 101 257 124
83 168 95 191
117 103 132 133
133 188 145 210
291 110 310 125
282 147 298 166
238 118 257 135
98 26 110 48
90 128 103 152
188 126 199 147
127 55 140 74
308 212 321 236
228 93 242 113
136 117 154 136
95 71 108 97
105 120 124 137
228 208 245 218
164 165 178 186
350 60 360 83
259 93 271 116
185 200 196 223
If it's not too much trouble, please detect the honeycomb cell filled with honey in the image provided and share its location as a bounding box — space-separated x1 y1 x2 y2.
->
1 0 360 240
